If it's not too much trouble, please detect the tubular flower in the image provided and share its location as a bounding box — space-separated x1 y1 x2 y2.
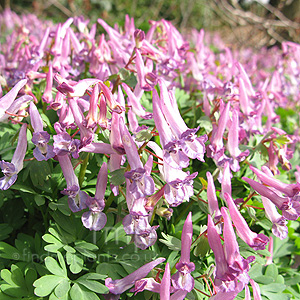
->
224 193 269 250
221 207 255 284
0 79 32 123
105 258 165 297
81 162 108 231
119 117 155 198
249 165 300 197
243 177 300 221
172 212 195 292
29 102 55 161
158 78 207 161
58 154 88 212
0 124 27 190
152 89 189 169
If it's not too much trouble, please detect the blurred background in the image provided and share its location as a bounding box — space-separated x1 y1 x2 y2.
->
1 0 300 48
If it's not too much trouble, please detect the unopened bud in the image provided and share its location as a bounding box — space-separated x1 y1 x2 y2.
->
134 29 145 48
156 207 173 220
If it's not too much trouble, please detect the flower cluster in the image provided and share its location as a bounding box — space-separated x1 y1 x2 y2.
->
1 8 300 299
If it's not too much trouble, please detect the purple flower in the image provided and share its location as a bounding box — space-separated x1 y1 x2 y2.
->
243 177 300 220
42 64 53 103
163 163 197 207
172 212 195 292
208 102 230 167
85 83 100 129
58 154 88 212
110 112 125 155
122 178 158 250
221 207 255 284
261 196 288 240
32 132 55 161
158 78 207 161
135 48 157 91
250 279 262 300
209 284 244 300
249 165 300 197
53 130 81 159
221 161 232 200
224 193 269 250
105 257 165 296
152 89 189 169
207 172 221 219
226 109 249 172
82 162 108 231
160 263 171 300
0 79 31 123
69 98 94 147
0 124 27 190
29 102 55 161
122 82 153 119
207 215 235 287
119 117 155 198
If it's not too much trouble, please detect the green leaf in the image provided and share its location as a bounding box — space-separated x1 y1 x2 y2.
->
54 278 70 298
0 290 15 299
124 72 138 88
135 129 153 142
118 68 130 81
10 265 26 289
75 277 108 294
254 275 274 285
33 275 65 297
66 252 84 274
260 292 291 300
260 283 286 293
197 116 213 133
0 265 29 298
74 241 98 259
159 232 181 251
193 234 210 257
0 224 13 241
42 233 64 250
274 135 290 146
109 168 126 186
11 184 37 194
74 241 98 251
57 252 67 275
70 283 101 300
79 273 107 281
265 264 278 279
285 275 300 285
49 197 71 216
0 284 25 298
24 269 37 294
0 242 22 261
49 291 69 300
96 263 127 279
64 245 76 253
45 256 66 277
1 269 15 286
34 195 45 206
28 160 52 191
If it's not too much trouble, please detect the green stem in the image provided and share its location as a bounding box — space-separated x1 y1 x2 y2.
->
103 192 115 213
79 153 90 188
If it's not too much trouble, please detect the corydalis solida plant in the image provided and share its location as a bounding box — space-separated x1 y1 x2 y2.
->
1 9 300 300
